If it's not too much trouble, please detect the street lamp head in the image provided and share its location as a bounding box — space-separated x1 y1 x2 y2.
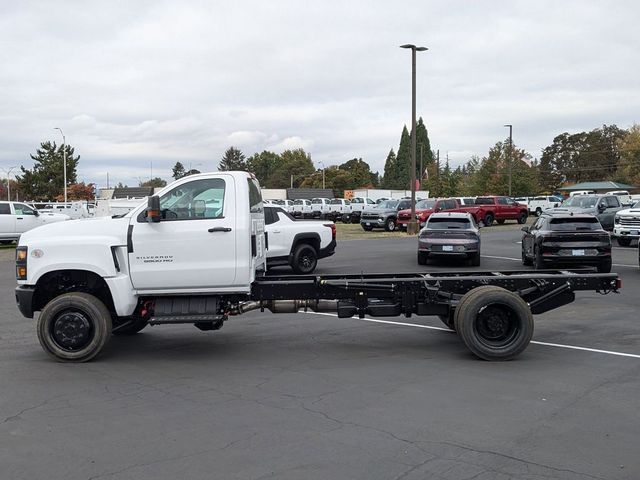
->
503 124 512 128
400 44 428 51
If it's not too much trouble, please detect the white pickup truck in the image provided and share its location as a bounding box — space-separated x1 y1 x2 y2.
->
0 201 70 243
14 171 621 363
264 205 336 273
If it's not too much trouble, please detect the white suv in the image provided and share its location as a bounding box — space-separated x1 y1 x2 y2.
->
0 201 70 243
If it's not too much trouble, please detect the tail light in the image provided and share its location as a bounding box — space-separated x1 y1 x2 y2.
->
324 223 336 240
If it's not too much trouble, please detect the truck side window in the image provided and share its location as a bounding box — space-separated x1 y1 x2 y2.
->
0 204 10 215
248 178 263 213
497 197 509 205
159 178 225 221
14 203 36 215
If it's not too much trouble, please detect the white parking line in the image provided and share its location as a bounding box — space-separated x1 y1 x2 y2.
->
481 254 637 268
305 312 640 359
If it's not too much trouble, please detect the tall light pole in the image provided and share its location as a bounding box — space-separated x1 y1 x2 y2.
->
54 127 67 203
400 44 428 234
504 124 513 196
318 161 325 189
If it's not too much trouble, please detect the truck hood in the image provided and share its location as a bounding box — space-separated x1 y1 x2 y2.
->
616 207 640 217
548 206 597 215
19 216 131 246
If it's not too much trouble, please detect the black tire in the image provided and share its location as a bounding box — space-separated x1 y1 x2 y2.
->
37 292 112 362
597 258 612 273
517 212 528 224
535 207 542 216
351 215 360 224
497 219 505 225
291 243 318 274
438 313 456 331
362 225 373 231
616 237 632 247
341 214 349 223
468 252 481 266
417 251 428 265
533 246 544 270
521 246 533 266
384 217 396 232
454 286 534 361
484 213 494 227
112 316 148 335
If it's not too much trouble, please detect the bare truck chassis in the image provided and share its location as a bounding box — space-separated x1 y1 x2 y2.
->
239 269 620 361
20 269 620 362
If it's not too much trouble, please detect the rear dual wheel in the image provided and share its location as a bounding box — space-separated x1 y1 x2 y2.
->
454 286 534 361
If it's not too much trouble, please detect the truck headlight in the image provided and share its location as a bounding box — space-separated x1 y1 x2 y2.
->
614 215 620 224
16 246 28 280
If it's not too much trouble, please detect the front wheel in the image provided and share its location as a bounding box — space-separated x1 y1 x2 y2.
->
616 237 632 247
521 246 533 266
291 243 318 274
384 218 396 232
484 214 494 227
517 212 528 224
454 286 534 361
535 207 542 216
37 292 112 362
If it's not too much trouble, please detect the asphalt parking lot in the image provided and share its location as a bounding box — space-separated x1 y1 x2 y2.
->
1 229 639 480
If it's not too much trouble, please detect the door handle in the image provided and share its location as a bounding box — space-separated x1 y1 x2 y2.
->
16 217 23 220
272 230 282 233
208 227 232 233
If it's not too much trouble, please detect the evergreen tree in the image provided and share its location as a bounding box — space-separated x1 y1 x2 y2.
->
218 147 247 171
394 126 412 189
172 161 186 180
16 141 80 200
381 149 397 188
246 150 280 187
415 117 435 182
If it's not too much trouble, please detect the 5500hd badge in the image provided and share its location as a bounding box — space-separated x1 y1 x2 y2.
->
136 255 174 264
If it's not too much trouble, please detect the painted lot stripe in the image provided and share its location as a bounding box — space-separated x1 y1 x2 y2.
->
305 312 640 359
482 254 636 268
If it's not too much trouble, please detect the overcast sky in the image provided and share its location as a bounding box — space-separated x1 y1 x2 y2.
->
1 0 638 188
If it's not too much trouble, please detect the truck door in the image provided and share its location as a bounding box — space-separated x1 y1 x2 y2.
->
0 203 16 237
265 208 288 258
12 203 40 233
128 176 237 291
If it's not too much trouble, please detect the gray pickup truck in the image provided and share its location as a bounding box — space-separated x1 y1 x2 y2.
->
360 199 412 232
548 194 624 231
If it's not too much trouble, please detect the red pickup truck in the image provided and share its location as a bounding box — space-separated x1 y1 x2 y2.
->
399 196 529 229
457 196 529 226
397 198 460 229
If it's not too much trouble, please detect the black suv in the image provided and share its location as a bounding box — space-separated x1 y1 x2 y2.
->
521 212 612 272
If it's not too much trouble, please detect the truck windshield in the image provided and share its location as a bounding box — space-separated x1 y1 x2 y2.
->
293 200 305 205
416 199 436 209
428 218 472 229
563 196 598 208
378 200 399 209
549 217 600 231
311 199 323 204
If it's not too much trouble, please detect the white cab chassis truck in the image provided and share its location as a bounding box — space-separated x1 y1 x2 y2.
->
15 172 620 363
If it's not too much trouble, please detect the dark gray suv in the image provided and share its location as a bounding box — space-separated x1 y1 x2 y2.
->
360 199 412 232
549 194 624 231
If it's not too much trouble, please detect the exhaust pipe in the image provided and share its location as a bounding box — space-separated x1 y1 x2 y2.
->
232 299 339 315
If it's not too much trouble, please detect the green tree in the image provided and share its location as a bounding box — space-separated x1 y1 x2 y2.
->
172 161 186 180
268 149 315 188
16 141 80 200
393 126 412 189
246 150 280 187
139 177 167 188
381 149 397 189
415 117 435 182
218 147 247 171
616 124 640 185
338 158 378 187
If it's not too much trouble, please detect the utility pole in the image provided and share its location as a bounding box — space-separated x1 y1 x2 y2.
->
400 44 428 235
419 143 424 186
436 150 440 197
54 127 67 203
1 166 17 201
504 124 513 196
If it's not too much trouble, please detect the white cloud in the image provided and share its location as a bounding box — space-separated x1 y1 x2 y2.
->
1 0 639 187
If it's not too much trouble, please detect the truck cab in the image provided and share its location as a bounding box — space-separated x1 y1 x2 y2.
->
15 172 266 361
